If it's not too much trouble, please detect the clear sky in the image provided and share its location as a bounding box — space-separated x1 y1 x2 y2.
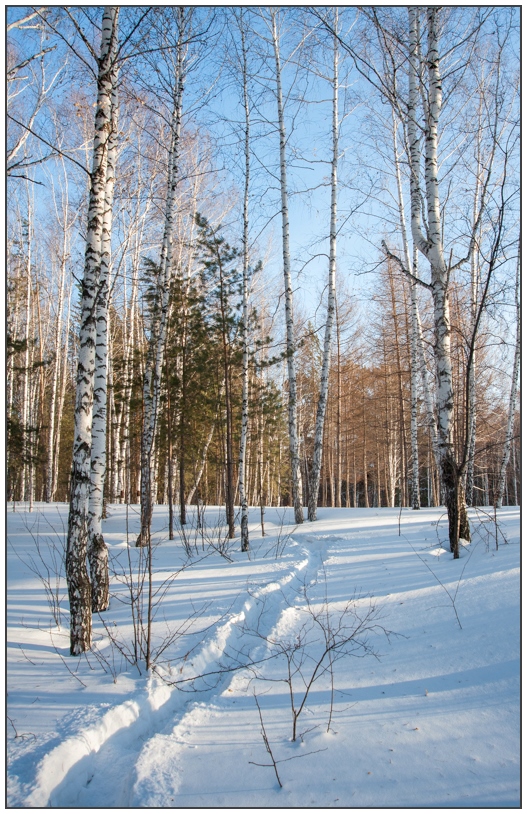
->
7 6 520 362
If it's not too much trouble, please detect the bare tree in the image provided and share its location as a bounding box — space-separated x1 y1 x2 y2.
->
41 159 76 503
87 32 119 612
494 248 519 510
136 8 188 548
267 8 303 524
66 7 119 654
308 11 339 522
236 10 252 551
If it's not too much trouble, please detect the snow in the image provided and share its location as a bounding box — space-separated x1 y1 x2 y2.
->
7 503 520 808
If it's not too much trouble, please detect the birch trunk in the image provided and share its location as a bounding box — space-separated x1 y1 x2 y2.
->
408 275 421 509
179 341 187 526
464 124 483 506
408 8 465 556
46 262 65 502
391 113 421 509
238 14 250 551
335 303 342 508
88 35 118 612
308 19 338 522
166 354 174 539
21 191 32 503
66 7 118 653
52 288 71 501
119 253 141 503
27 275 40 509
187 418 216 505
495 250 520 508
176 194 197 527
217 246 236 539
270 10 303 523
137 15 185 546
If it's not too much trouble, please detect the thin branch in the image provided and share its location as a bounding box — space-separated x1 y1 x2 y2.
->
7 7 48 31
7 114 90 176
381 240 433 290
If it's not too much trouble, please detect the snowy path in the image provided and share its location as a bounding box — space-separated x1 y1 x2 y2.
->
7 505 520 808
22 535 329 807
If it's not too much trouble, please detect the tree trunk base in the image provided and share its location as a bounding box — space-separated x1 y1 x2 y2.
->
88 532 109 612
441 456 460 559
66 561 92 655
459 498 471 542
294 500 304 525
136 531 149 548
240 506 249 551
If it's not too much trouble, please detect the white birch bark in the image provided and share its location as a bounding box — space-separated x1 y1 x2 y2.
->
176 204 195 528
118 126 157 503
66 7 118 654
137 11 186 546
308 19 338 522
238 13 251 551
270 9 303 523
335 302 342 508
46 238 67 502
87 42 119 611
52 286 71 501
111 398 122 502
27 276 41 509
465 111 483 506
390 112 421 509
21 187 32 503
495 250 520 508
186 418 216 505
45 157 76 502
407 8 463 554
408 274 421 509
119 248 141 503
6 272 20 500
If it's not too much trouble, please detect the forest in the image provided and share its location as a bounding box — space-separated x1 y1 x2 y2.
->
6 6 520 654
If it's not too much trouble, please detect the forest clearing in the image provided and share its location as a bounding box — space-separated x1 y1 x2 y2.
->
7 502 520 807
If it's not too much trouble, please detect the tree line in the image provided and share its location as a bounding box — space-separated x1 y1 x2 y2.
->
6 7 520 654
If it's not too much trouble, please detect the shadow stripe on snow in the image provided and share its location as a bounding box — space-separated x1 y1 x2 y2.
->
23 541 328 807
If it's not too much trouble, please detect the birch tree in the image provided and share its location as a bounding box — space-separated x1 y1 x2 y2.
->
20 182 34 504
66 7 119 654
380 9 487 553
495 249 520 509
268 8 303 524
234 10 252 551
307 14 339 522
44 160 75 502
114 109 158 505
404 9 465 552
87 31 119 611
136 8 187 547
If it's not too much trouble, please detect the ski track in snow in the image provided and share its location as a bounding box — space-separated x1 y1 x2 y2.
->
21 536 329 808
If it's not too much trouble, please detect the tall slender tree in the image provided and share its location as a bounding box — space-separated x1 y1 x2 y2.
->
87 27 119 611
137 8 187 547
66 7 119 654
235 9 252 551
308 11 339 522
268 8 303 524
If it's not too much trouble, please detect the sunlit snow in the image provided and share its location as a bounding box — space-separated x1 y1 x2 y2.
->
7 503 520 808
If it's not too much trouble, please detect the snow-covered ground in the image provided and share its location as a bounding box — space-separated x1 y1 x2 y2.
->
7 502 520 808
